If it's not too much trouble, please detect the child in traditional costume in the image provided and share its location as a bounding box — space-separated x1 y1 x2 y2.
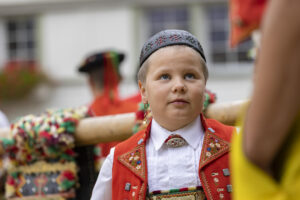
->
91 29 235 200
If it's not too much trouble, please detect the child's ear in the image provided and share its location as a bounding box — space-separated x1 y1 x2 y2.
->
138 80 147 103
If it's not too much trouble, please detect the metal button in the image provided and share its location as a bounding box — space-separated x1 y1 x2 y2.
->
219 193 224 199
214 177 219 183
138 139 144 145
211 172 219 177
227 184 232 193
125 182 131 191
223 168 230 176
208 127 215 133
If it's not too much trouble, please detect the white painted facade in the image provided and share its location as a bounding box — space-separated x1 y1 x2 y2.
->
0 0 253 122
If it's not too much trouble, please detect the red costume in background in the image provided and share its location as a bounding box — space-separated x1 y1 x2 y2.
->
230 0 267 47
87 52 141 169
89 92 140 165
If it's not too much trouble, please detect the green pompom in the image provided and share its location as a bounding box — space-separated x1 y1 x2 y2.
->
94 147 101 156
132 125 139 134
61 153 75 161
66 126 75 133
1 138 15 148
11 171 19 179
60 180 75 191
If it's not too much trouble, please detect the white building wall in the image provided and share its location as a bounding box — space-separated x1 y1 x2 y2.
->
40 6 137 81
0 19 7 69
0 2 253 122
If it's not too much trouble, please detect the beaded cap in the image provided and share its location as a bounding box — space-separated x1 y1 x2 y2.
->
139 29 206 67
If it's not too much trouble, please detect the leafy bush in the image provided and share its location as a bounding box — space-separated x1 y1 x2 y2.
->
0 61 45 100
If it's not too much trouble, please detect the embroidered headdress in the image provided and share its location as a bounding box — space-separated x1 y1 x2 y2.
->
139 29 206 67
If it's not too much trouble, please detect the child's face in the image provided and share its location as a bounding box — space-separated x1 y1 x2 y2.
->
139 46 206 131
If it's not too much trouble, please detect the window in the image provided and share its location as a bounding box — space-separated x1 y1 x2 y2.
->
145 6 189 38
6 17 36 61
207 4 253 64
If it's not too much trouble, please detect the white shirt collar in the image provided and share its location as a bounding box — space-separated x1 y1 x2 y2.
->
150 116 204 151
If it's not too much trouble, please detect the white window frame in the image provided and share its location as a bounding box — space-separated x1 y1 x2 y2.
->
204 3 254 75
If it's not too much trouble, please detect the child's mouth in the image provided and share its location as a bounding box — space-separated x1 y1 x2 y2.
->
170 99 189 104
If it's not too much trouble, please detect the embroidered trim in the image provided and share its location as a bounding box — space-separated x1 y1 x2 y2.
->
7 161 77 174
148 189 206 200
7 191 74 200
139 182 146 200
200 171 213 200
5 161 77 199
199 131 230 169
139 30 206 67
118 143 146 181
150 186 203 195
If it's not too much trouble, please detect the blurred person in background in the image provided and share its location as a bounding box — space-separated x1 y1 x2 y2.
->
231 0 300 199
75 50 140 199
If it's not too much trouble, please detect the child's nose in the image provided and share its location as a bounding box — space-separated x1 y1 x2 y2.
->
172 78 186 93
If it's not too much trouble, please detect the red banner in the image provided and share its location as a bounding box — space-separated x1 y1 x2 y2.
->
230 0 268 47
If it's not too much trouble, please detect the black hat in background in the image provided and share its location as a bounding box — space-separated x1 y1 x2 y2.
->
78 50 125 73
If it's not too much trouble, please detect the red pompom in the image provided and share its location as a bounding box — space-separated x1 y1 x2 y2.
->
135 110 145 120
62 170 75 180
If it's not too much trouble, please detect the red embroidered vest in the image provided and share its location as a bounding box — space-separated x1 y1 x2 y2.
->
112 115 234 200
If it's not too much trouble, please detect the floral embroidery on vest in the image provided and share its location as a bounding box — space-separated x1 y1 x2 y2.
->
199 131 230 169
118 143 147 181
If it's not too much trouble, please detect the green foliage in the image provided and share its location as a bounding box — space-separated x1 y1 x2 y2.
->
0 61 45 100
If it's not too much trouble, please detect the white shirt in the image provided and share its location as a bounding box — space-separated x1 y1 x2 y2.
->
91 116 204 200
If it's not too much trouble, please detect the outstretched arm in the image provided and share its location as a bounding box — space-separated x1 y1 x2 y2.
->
243 0 300 172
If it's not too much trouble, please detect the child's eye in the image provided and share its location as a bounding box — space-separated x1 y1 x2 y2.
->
184 73 195 80
159 74 170 80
